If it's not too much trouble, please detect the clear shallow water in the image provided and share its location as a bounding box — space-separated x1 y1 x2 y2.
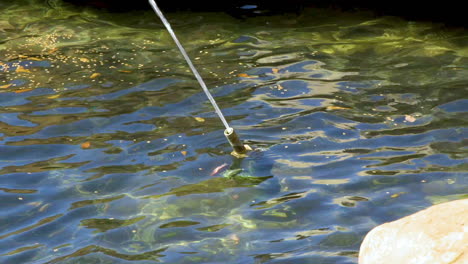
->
1 1 467 263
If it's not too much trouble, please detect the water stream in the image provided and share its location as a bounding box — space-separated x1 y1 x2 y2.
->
0 1 467 263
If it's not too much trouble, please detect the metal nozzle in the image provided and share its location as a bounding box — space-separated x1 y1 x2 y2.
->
224 127 247 154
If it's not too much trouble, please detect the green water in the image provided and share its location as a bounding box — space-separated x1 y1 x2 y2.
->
0 1 467 263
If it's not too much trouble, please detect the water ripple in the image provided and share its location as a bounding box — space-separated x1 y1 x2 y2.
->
0 2 467 264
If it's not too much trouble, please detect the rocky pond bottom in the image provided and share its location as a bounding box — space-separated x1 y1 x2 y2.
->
0 1 467 263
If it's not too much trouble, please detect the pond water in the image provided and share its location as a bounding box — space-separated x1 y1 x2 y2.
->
1 1 467 263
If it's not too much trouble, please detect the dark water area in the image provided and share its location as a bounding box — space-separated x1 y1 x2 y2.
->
1 0 467 263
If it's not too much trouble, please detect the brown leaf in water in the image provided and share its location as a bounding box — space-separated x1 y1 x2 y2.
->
194 117 205 122
27 57 43 61
81 142 91 149
0 84 12 89
181 151 187 156
47 94 60 99
391 192 406 198
17 55 42 61
15 66 31 73
237 73 250 77
0 187 37 194
15 88 33 93
90 73 101 79
272 68 279 74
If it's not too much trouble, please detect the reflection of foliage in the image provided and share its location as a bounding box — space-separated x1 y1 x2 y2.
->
196 223 231 232
159 220 200 228
427 193 468 205
47 245 167 263
0 154 89 175
80 216 145 233
69 194 125 210
144 173 271 198
251 191 309 209
319 231 360 247
0 0 246 94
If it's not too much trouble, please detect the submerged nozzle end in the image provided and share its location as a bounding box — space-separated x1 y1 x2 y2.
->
224 128 251 158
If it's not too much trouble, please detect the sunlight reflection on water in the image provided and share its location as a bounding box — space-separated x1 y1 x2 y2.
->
0 1 467 263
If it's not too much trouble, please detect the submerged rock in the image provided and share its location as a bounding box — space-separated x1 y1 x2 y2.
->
359 199 467 264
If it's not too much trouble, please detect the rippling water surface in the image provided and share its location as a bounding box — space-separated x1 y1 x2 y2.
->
1 1 467 263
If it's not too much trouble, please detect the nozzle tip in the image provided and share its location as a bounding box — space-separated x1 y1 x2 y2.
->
224 128 250 157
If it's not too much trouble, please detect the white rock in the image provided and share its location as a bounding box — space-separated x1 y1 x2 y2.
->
359 199 468 264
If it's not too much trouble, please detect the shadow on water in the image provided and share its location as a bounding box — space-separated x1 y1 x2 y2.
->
0 0 467 263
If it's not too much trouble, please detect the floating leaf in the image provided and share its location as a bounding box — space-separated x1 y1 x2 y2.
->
27 57 43 61
405 115 416 122
118 70 132 73
0 84 12 89
0 187 37 194
272 68 279 74
15 88 33 93
15 66 31 73
237 73 250 77
326 106 351 111
81 142 91 149
194 117 205 122
17 55 42 61
277 84 284 90
47 94 60 99
391 192 406 198
90 73 101 79
180 151 187 156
